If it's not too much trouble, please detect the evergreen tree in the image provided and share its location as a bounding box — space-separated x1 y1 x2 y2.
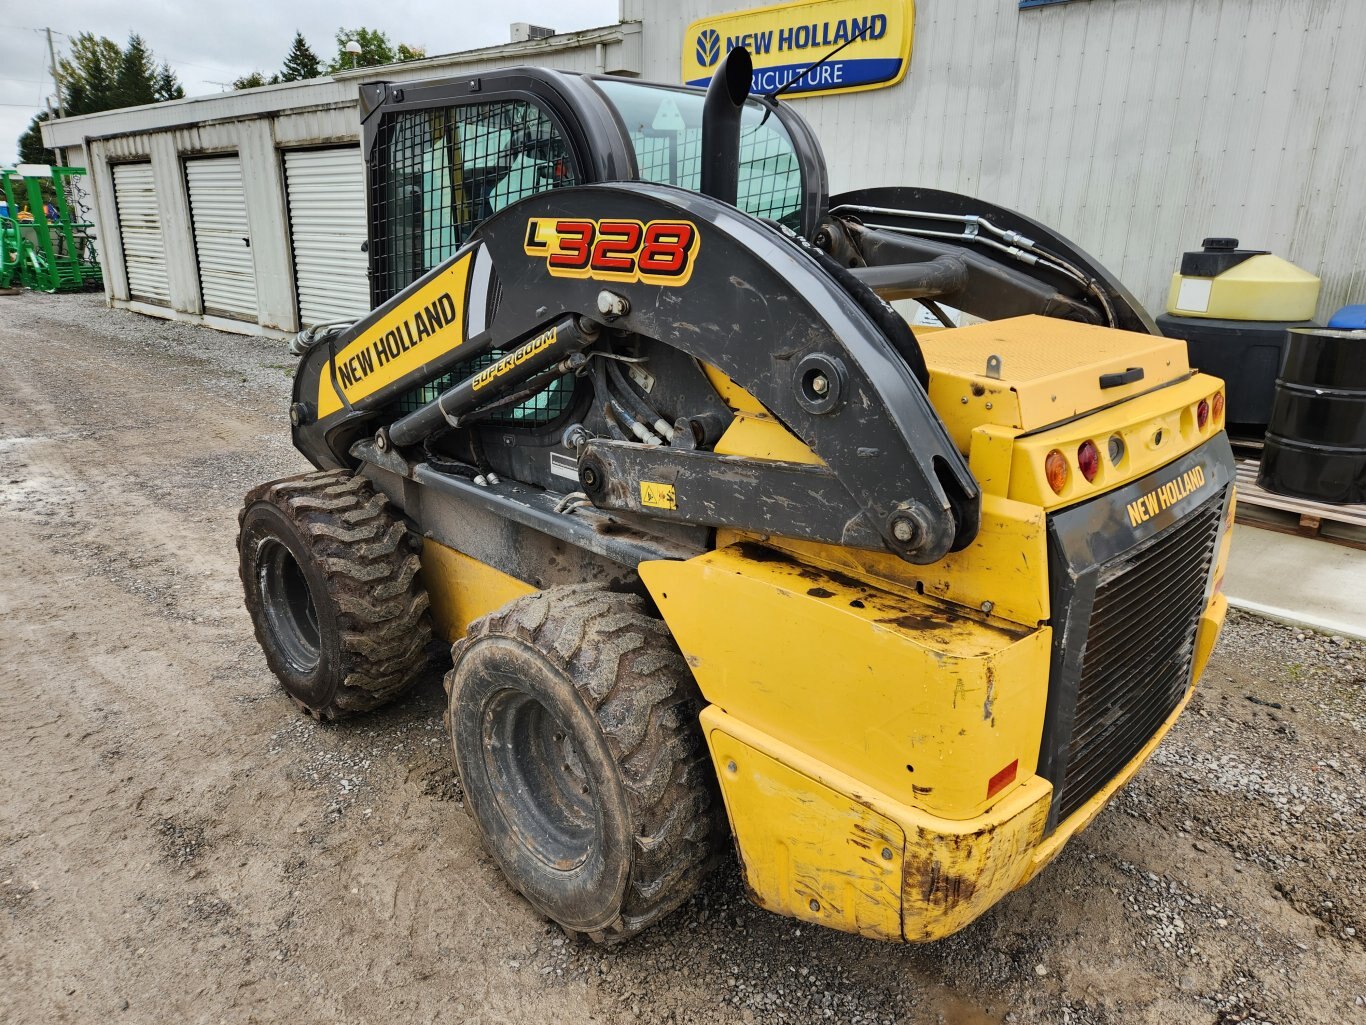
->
18 114 55 165
154 62 185 101
19 32 184 160
232 71 272 90
114 34 158 108
59 34 123 115
279 31 323 81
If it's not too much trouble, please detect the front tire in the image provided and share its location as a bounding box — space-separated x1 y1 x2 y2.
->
238 469 433 720
446 585 723 944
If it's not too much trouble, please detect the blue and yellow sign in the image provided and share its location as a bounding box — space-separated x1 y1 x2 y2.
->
682 0 914 99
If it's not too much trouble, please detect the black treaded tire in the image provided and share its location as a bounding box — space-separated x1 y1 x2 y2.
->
446 584 724 944
238 469 433 720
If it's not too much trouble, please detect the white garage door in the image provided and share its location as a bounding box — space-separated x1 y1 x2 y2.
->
112 163 169 306
284 148 370 327
186 156 257 321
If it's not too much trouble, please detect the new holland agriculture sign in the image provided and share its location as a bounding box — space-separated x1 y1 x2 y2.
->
682 0 914 99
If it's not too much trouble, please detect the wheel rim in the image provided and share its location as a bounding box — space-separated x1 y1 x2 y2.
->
482 688 597 872
257 538 321 673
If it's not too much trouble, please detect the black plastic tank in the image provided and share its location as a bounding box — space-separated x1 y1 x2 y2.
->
1258 328 1366 505
1156 313 1317 430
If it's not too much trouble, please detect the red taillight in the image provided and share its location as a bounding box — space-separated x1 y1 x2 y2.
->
1197 399 1210 429
1045 449 1069 494
1077 440 1100 482
1212 391 1225 423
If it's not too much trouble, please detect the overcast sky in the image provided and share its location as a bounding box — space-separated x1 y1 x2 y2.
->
1 0 620 166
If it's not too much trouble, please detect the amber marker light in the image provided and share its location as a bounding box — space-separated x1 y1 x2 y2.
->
1212 391 1225 424
1045 449 1069 494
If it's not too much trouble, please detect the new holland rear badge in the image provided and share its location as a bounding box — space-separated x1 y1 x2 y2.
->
524 217 700 286
1126 465 1207 528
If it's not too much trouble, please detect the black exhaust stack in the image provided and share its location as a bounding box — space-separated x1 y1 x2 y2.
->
700 46 753 206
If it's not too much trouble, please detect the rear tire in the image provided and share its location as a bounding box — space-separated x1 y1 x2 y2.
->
238 469 433 720
446 585 723 944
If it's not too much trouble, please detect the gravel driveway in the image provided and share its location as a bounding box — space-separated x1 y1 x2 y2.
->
1 293 1362 1025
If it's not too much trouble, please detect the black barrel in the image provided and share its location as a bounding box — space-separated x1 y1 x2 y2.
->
1258 328 1366 505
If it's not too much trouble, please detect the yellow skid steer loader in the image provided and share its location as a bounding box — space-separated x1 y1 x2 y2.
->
239 49 1234 944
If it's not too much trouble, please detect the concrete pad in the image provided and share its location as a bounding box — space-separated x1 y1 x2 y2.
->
1222 523 1366 640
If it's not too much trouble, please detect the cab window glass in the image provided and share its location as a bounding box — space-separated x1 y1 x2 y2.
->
370 99 577 304
594 79 803 227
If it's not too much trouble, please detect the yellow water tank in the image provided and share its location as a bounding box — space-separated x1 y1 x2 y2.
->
1166 237 1320 321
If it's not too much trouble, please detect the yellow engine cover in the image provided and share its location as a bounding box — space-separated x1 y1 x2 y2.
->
918 315 1190 454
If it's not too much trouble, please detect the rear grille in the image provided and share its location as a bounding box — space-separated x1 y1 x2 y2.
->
1054 497 1223 821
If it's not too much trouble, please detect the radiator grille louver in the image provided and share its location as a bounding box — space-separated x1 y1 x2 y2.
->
1053 498 1223 822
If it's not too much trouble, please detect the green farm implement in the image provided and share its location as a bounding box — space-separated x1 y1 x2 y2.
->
0 165 102 293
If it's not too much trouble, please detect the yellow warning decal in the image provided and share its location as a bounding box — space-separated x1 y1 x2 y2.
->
1126 465 1207 528
317 256 472 418
640 481 678 510
524 217 700 287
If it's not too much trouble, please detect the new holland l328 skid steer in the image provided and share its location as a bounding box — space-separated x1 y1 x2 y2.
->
238 49 1235 944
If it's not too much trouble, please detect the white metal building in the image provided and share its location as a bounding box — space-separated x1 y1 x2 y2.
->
42 2 1365 336
40 24 640 335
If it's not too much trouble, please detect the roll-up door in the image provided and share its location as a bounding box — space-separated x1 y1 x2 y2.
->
284 148 370 327
185 156 257 321
112 163 169 306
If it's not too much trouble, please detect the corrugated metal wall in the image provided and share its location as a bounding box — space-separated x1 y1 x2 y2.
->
626 0 1366 319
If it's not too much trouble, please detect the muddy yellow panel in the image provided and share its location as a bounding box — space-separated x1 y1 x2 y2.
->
640 544 1052 821
420 539 535 641
706 710 908 941
704 706 1055 942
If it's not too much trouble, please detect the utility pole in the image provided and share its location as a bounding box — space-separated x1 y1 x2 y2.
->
46 27 66 118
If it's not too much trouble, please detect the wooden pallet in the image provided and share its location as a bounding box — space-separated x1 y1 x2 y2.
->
1233 459 1366 549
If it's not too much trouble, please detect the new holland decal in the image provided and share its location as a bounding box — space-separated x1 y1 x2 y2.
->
317 257 472 418
683 0 914 99
524 217 700 286
1126 465 1208 528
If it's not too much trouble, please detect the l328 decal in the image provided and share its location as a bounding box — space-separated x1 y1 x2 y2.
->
524 217 700 286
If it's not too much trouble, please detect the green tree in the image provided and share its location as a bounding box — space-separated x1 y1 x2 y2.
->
232 71 272 90
18 113 55 165
278 31 323 81
58 33 123 115
154 62 185 101
22 33 185 160
327 27 424 72
114 34 157 108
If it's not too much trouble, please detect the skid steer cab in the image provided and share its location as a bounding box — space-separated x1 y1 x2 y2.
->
238 49 1234 944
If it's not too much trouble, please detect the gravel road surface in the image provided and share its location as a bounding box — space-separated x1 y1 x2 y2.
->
1 294 1362 1025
